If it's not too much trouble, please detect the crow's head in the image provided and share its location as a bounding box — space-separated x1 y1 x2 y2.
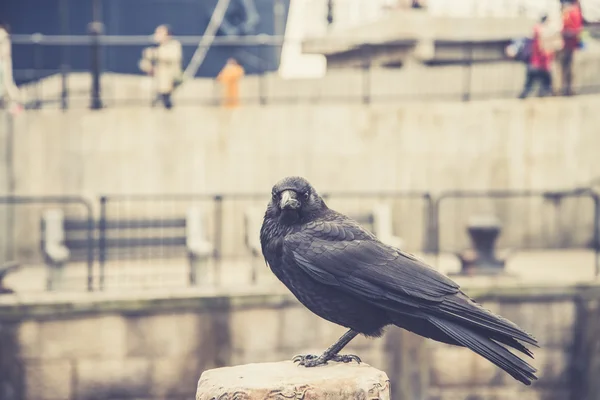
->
267 176 326 225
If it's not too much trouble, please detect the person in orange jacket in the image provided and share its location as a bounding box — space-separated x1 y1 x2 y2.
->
216 58 245 108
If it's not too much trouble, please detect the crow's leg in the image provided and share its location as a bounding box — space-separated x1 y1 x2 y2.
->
292 329 361 367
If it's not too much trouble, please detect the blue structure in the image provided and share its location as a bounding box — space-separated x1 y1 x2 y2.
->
1 0 290 84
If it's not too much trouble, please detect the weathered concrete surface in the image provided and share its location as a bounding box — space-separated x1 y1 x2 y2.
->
2 249 598 294
302 10 546 67
303 10 535 56
196 361 390 400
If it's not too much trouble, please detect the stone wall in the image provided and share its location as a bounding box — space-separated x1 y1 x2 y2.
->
2 95 600 264
0 283 598 400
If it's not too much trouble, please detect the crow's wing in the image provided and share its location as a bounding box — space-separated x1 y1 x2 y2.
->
283 218 460 306
284 218 538 347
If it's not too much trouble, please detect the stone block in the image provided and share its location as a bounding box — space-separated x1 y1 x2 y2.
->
150 356 208 398
499 301 575 348
506 349 568 387
230 308 281 352
196 361 390 400
75 358 151 400
18 321 41 360
38 315 127 359
24 360 73 400
279 306 321 350
126 312 204 357
427 387 543 400
429 343 501 387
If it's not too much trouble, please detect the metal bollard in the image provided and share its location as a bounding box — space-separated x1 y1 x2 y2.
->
457 215 506 275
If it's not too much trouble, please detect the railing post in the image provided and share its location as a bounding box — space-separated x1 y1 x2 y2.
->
213 195 223 286
259 40 268 105
32 33 43 110
361 45 371 105
88 21 104 110
594 192 600 278
60 64 69 111
84 201 95 292
59 0 70 110
99 196 107 290
462 41 473 102
432 196 442 268
423 193 436 254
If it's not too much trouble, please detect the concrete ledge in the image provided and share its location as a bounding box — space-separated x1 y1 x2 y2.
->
196 361 390 400
1 282 599 321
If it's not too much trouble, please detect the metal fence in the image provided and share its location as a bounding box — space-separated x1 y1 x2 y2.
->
0 196 94 292
0 189 598 293
432 188 600 276
95 191 432 290
9 33 600 109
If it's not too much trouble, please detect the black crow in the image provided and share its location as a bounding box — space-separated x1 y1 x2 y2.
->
260 176 538 385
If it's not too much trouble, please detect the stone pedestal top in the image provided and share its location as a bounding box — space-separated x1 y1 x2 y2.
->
196 361 391 400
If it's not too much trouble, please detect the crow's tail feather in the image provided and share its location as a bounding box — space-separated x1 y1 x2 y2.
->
428 316 538 385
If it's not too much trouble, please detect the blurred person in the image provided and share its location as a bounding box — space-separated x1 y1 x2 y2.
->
216 58 245 108
558 0 583 96
0 23 23 115
139 24 182 109
411 0 426 9
518 15 556 99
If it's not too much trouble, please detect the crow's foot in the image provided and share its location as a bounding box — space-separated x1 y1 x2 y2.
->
331 354 362 364
292 354 324 367
292 353 361 367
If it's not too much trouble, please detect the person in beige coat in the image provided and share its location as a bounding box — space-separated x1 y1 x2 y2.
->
139 25 182 109
0 23 23 115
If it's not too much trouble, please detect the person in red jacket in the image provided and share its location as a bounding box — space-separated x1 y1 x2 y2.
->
559 0 583 95
518 15 555 99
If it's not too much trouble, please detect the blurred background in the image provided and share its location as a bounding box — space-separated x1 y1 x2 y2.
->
0 0 600 399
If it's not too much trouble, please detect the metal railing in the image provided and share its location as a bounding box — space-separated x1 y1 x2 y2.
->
9 33 600 109
432 188 600 276
1 188 598 293
0 196 95 291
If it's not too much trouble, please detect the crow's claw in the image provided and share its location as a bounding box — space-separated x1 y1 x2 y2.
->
292 353 361 367
292 354 327 367
331 354 362 364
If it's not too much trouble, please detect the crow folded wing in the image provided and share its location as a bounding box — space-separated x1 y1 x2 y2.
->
283 219 460 307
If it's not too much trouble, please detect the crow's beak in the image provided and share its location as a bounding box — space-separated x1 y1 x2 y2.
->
280 190 300 210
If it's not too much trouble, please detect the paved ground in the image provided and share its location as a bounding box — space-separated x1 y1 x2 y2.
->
3 249 599 296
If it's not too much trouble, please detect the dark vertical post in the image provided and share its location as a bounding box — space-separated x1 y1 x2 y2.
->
89 21 104 110
99 196 107 290
361 45 371 104
60 67 69 111
327 0 334 28
213 195 223 286
273 0 285 67
432 196 441 267
259 42 268 105
594 193 600 278
423 193 435 254
85 202 94 292
89 0 104 110
59 0 70 110
32 34 43 109
462 41 473 102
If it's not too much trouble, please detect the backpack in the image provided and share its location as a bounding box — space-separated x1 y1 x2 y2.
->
510 37 533 63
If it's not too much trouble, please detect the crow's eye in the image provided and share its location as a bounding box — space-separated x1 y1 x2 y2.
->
303 192 310 200
272 192 277 200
